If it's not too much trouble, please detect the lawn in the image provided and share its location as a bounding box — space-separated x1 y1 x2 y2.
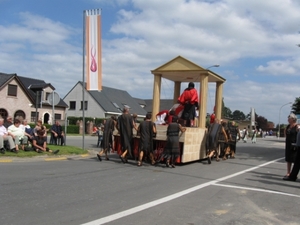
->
0 144 88 157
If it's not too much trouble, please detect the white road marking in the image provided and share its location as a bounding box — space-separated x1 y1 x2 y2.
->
213 183 300 198
82 157 285 225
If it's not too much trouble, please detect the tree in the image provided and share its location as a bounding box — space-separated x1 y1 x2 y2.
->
256 116 268 130
291 97 300 114
221 98 232 119
232 110 246 120
222 106 232 119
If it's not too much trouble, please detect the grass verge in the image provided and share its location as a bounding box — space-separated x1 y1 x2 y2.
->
0 144 88 157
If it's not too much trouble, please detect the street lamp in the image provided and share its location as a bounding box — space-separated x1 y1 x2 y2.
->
206 64 220 70
278 102 292 138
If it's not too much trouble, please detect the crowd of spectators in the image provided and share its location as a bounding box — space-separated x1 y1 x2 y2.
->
0 116 62 154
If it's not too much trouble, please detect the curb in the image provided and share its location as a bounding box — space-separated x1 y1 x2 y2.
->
0 159 13 163
0 151 95 163
44 157 68 161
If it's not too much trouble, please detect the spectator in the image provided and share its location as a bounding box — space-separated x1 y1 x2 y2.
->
92 125 98 135
269 130 273 136
33 129 59 154
8 119 27 151
3 116 13 128
251 127 257 143
283 124 300 182
20 120 34 144
242 127 248 143
0 118 17 153
283 113 298 178
33 120 47 139
51 120 65 145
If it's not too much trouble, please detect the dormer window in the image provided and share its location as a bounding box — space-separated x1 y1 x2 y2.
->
112 102 122 112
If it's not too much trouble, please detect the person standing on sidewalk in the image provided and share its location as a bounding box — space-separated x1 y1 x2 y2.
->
283 113 298 178
283 123 300 182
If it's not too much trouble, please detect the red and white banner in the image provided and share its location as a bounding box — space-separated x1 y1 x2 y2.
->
85 9 102 91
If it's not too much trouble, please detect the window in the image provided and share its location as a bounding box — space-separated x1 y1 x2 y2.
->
0 108 8 119
55 114 61 120
112 102 122 112
80 101 88 110
123 104 130 109
14 110 26 120
7 84 17 97
31 111 39 123
69 101 76 110
112 102 120 108
46 92 51 101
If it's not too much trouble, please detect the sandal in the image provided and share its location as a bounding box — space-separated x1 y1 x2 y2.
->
97 154 102 161
137 161 142 167
119 155 125 164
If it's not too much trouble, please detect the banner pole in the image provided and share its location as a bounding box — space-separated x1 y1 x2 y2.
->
82 10 86 151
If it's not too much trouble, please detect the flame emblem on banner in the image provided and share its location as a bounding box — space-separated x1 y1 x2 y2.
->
90 46 97 72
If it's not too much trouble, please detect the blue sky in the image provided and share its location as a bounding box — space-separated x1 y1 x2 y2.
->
1 0 300 125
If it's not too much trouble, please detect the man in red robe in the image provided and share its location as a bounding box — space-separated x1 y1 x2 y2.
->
177 82 199 127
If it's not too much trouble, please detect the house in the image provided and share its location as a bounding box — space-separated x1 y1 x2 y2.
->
143 99 175 113
0 73 68 124
63 82 147 119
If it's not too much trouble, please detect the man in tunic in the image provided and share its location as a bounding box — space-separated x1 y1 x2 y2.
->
177 82 199 127
161 116 186 168
227 121 239 158
117 107 137 163
137 113 157 166
206 119 222 164
97 116 117 161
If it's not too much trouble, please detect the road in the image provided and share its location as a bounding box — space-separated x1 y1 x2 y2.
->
0 137 299 225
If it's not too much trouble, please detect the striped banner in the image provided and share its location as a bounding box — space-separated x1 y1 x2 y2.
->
85 9 102 91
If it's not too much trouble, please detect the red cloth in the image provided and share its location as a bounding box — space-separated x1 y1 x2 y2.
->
174 104 184 116
178 88 198 105
210 113 215 124
166 115 173 124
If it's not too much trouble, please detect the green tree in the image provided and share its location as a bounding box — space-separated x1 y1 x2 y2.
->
222 106 232 119
232 110 246 120
221 99 232 119
291 97 300 114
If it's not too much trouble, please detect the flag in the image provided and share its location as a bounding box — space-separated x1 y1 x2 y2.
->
85 9 102 91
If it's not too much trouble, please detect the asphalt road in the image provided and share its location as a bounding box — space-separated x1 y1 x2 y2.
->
1 137 299 225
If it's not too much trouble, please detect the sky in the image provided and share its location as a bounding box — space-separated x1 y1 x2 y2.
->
1 0 300 126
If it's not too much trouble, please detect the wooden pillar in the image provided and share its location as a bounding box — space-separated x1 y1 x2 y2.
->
215 82 223 120
199 73 208 128
173 81 181 104
152 74 161 121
